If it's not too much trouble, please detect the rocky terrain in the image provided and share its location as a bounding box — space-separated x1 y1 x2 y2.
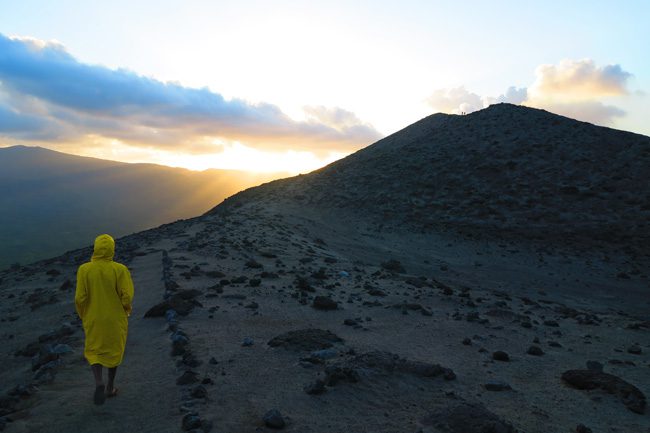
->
0 104 648 433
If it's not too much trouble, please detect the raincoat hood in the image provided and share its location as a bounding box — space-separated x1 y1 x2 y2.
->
92 234 115 261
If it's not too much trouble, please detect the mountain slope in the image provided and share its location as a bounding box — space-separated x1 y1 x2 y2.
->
213 103 650 254
0 146 283 268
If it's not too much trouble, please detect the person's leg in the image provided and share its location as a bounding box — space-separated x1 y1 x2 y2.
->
107 367 117 396
91 364 103 386
91 364 106 404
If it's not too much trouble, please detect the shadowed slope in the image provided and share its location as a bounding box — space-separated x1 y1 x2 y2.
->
211 104 650 254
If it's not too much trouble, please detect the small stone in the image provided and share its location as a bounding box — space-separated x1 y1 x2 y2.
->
177 370 199 385
165 309 178 322
209 357 218 365
304 379 326 395
586 360 603 372
312 296 338 310
263 409 286 429
544 320 559 327
245 259 263 269
190 385 208 399
462 338 472 346
526 345 544 356
242 337 254 347
628 344 642 354
310 349 338 360
343 318 357 326
484 380 512 391
576 424 593 433
51 344 73 354
181 412 202 431
492 351 510 361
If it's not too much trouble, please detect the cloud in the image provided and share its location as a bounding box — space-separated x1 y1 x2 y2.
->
530 59 631 100
0 34 382 154
483 86 528 106
426 59 633 126
302 105 380 143
426 87 483 114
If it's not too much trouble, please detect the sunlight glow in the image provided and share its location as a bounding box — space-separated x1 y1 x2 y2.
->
64 137 347 174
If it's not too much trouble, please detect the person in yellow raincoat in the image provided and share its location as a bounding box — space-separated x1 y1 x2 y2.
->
75 234 134 405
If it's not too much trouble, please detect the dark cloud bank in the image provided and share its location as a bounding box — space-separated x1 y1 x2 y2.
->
0 34 382 153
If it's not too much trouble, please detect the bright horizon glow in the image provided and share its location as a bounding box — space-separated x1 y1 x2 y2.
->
72 140 348 174
0 0 648 173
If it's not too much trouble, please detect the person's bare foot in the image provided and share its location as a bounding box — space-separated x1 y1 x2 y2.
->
94 385 106 405
106 387 119 398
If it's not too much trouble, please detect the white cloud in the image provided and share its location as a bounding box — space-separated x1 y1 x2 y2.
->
426 86 483 114
426 59 633 125
530 59 631 100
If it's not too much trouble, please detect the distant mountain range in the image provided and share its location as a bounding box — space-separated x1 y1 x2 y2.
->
0 146 284 268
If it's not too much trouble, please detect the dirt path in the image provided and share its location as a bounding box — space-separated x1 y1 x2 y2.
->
11 251 180 433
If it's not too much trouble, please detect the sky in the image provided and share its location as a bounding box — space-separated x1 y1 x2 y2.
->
0 0 648 173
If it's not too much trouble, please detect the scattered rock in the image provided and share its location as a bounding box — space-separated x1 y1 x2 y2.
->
462 338 472 346
304 379 326 395
367 288 386 297
268 329 344 351
38 325 74 343
526 345 544 356
627 344 642 355
484 381 512 391
190 385 208 399
32 345 59 371
492 351 510 362
562 369 646 414
312 296 338 310
310 349 338 360
242 337 254 347
245 259 263 269
177 370 199 385
576 424 593 433
231 276 247 284
323 350 455 387
418 401 517 433
263 409 286 429
0 396 19 417
380 259 405 273
181 412 210 431
144 294 197 317
295 276 315 292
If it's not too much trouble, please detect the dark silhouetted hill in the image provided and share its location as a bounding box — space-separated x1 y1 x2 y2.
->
213 103 650 254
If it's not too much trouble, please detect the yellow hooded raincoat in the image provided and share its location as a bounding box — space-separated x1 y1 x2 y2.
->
75 234 134 367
